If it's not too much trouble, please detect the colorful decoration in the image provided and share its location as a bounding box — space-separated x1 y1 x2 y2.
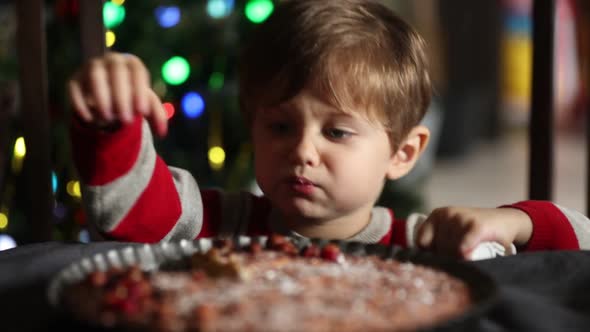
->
103 1 126 29
11 137 25 173
3 0 289 243
161 56 190 85
181 92 205 119
208 72 224 91
208 146 226 170
105 30 116 47
52 172 58 193
245 0 274 23
13 137 25 158
207 0 235 19
0 212 8 230
155 6 181 28
163 102 176 119
66 181 82 199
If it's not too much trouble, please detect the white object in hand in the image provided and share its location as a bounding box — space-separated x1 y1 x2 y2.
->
469 242 517 261
406 213 517 261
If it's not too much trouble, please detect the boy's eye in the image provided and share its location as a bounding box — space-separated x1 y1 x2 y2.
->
325 128 352 139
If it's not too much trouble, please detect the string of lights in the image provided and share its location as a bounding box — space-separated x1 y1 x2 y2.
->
0 0 274 250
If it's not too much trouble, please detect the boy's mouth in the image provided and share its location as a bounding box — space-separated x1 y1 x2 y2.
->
289 176 316 195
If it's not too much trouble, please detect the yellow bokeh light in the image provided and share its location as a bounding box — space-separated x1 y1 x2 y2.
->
105 30 116 47
11 157 23 173
112 0 125 5
67 181 82 198
0 213 8 230
208 146 226 168
14 137 26 158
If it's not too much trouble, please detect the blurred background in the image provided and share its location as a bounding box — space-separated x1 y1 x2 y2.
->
0 0 588 249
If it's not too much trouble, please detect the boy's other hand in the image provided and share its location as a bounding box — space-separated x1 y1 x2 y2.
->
415 206 533 259
68 52 168 137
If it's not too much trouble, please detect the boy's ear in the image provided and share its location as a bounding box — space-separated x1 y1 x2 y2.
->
386 125 430 180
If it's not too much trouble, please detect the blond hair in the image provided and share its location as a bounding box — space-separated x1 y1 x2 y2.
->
239 0 431 149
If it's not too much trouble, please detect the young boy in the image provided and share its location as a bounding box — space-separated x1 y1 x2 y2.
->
68 0 590 259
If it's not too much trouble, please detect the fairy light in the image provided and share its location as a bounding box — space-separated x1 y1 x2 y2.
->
53 202 67 221
103 1 126 29
12 137 26 172
163 102 175 119
103 3 124 29
161 56 190 85
208 146 226 170
52 172 58 193
73 208 86 226
155 5 181 28
67 180 82 198
106 30 116 47
111 0 125 5
208 72 224 90
0 213 8 230
245 0 274 24
14 137 26 158
181 92 205 119
207 0 235 19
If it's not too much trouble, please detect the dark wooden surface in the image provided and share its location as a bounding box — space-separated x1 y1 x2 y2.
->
13 0 104 242
529 0 555 202
581 1 590 215
16 0 52 241
80 0 105 60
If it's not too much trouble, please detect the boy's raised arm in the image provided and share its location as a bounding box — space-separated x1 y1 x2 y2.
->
68 53 204 242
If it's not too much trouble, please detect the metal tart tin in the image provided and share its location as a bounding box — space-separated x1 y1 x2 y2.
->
48 236 498 332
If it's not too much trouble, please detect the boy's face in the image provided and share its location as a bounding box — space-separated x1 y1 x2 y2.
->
251 89 398 230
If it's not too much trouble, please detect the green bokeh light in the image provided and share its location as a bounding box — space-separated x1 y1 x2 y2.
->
245 0 274 24
208 72 225 90
207 0 232 19
103 2 126 29
162 56 191 86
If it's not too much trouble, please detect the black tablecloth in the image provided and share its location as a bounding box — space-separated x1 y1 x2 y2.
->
1 242 590 332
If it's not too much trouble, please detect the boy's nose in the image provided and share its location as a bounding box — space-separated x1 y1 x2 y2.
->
289 133 320 167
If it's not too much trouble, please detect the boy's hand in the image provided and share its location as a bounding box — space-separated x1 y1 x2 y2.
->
415 207 533 259
68 52 168 137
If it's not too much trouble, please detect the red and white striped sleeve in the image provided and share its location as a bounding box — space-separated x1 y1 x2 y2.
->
72 116 275 243
72 116 203 243
505 200 590 250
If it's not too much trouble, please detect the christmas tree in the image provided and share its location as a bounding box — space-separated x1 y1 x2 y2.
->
0 0 423 246
1 0 277 244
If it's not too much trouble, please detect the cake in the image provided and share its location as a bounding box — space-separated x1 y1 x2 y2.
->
61 235 472 332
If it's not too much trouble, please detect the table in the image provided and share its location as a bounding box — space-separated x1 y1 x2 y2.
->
1 242 590 332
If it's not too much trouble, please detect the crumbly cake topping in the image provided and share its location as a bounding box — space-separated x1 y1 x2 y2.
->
63 237 472 332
